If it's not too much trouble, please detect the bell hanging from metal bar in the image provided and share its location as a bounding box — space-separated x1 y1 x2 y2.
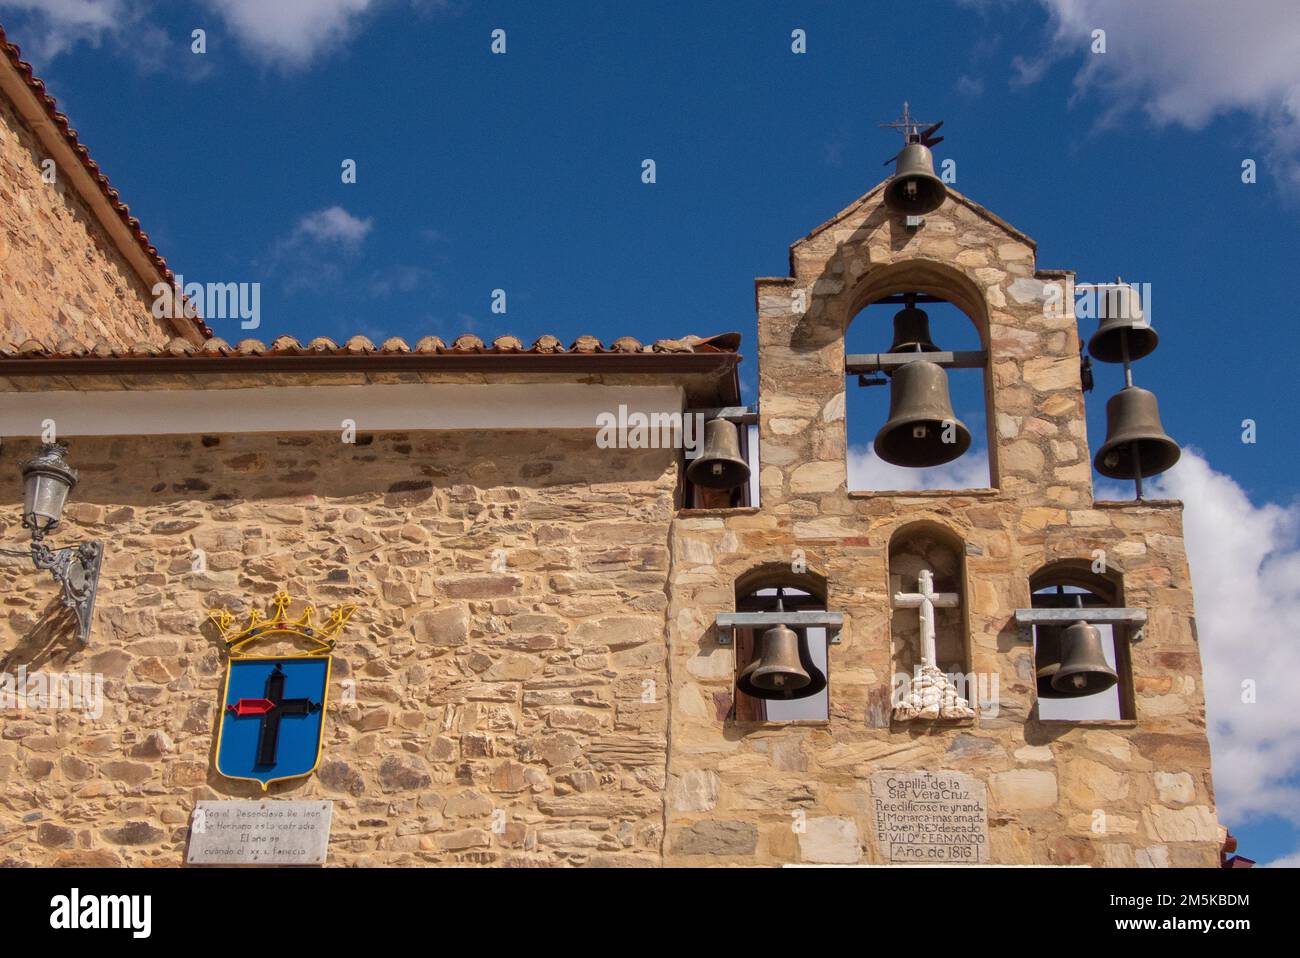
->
736 592 827 701
686 417 750 490
1094 386 1180 480
1051 620 1119 696
1087 283 1158 363
884 143 947 216
873 360 971 467
888 303 941 354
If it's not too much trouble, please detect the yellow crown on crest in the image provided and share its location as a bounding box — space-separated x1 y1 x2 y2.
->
208 590 356 656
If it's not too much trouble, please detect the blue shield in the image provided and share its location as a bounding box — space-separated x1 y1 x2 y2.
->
216 656 331 788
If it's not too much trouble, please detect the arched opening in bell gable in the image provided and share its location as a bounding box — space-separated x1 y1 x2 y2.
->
842 261 995 493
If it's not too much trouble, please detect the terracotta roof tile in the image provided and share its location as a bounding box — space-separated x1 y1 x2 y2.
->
449 334 484 353
0 25 212 339
0 331 741 365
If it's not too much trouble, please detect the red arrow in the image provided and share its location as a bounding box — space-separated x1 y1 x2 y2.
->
227 698 275 716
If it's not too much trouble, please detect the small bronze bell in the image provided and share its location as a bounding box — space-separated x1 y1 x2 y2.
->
884 143 946 215
873 360 971 467
686 417 750 490
888 305 941 353
736 592 827 701
1094 386 1180 479
1088 284 1158 363
1051 620 1119 696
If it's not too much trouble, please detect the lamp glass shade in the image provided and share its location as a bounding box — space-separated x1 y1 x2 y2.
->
21 444 78 531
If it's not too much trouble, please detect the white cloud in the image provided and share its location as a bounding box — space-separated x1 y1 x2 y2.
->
1017 0 1300 193
264 206 374 292
290 206 374 248
0 0 127 60
848 446 991 491
1140 451 1300 843
202 0 378 67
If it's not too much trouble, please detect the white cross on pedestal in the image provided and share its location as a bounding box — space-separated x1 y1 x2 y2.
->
893 568 960 670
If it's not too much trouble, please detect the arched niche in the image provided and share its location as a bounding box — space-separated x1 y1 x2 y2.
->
731 563 829 724
841 259 997 491
887 522 971 682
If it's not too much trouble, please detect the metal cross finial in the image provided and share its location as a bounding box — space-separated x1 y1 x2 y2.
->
879 101 936 143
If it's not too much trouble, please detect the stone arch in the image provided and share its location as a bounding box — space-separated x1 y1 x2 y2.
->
1030 558 1125 606
844 258 991 346
837 259 997 489
733 561 828 607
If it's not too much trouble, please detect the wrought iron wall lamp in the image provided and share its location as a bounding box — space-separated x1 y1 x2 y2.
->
4 443 104 644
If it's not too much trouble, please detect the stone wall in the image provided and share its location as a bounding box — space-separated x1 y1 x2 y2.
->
661 188 1217 867
0 95 177 350
0 430 676 866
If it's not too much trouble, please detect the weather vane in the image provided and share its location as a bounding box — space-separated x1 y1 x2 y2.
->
879 101 945 152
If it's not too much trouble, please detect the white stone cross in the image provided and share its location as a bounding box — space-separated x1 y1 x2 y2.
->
893 567 960 669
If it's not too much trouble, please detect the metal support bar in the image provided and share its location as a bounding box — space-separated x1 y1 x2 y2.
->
1013 607 1147 644
715 611 844 645
690 405 758 425
873 293 946 305
845 350 987 374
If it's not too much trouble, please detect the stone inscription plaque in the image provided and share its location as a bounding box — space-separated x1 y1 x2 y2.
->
186 800 333 865
870 771 988 864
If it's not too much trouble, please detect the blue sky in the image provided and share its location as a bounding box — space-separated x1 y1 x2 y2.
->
4 0 1299 864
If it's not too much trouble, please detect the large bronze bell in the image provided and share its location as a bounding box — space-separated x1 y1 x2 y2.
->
873 360 971 467
1051 620 1119 696
1094 386 1180 479
884 143 946 215
888 305 941 353
686 417 750 490
1088 284 1158 363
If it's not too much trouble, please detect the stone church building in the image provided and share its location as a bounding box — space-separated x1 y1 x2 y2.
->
0 28 1218 867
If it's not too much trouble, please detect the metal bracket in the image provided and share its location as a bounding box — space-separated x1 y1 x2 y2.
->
689 405 758 425
846 350 987 375
30 537 103 645
1013 607 1147 645
715 611 844 646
